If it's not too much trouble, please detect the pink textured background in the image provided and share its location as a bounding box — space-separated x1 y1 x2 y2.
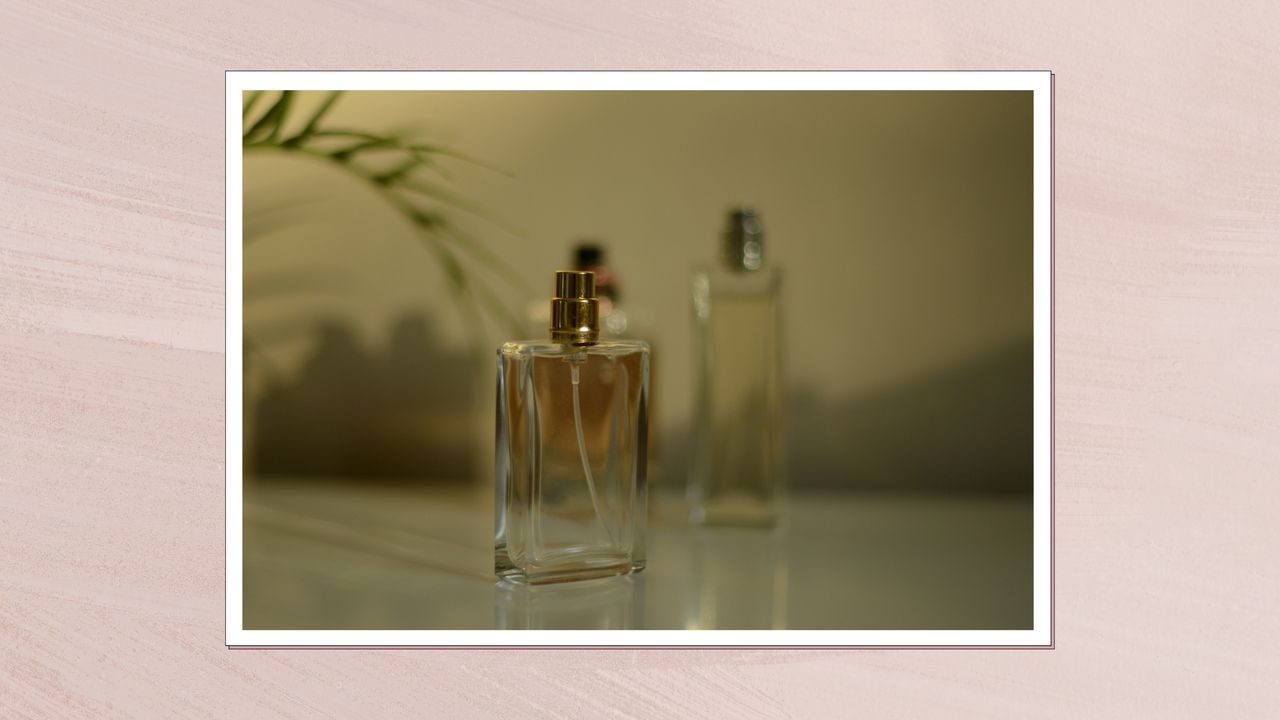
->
2 1 1277 716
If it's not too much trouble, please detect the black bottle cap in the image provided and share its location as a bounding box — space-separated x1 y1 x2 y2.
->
574 243 604 268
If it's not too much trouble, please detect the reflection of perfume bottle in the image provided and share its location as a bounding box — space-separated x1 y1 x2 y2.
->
496 271 650 584
683 527 787 629
690 208 785 526
496 576 641 629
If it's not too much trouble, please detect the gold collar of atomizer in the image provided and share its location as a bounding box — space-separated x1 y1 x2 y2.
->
550 270 600 345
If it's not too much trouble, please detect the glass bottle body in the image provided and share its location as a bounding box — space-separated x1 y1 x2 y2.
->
690 267 784 526
495 340 649 584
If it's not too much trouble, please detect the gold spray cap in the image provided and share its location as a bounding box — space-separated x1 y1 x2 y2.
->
550 270 599 345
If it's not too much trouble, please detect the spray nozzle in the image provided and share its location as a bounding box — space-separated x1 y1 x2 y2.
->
550 270 600 345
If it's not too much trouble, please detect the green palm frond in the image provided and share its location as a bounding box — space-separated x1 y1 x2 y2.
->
242 90 531 358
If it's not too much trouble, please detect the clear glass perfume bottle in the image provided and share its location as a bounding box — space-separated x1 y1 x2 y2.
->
496 270 650 584
690 208 785 526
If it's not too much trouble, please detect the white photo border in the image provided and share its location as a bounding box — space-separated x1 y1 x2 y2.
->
226 70 1053 648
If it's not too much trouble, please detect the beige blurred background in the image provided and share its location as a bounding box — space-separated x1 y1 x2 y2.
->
243 90 1032 493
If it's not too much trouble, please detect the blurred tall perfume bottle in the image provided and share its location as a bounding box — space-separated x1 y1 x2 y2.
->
689 208 785 526
496 270 650 584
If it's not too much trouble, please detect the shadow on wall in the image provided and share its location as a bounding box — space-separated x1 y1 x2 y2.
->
652 337 1034 494
249 319 1032 492
250 313 479 482
788 336 1034 493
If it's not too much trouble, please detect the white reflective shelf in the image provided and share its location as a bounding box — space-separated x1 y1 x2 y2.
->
243 481 1032 631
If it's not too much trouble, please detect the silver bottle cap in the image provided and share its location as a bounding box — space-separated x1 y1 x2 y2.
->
722 207 764 272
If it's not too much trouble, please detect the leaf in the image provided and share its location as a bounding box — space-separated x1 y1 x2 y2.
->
243 107 526 355
330 138 395 161
242 90 264 120
284 91 343 147
397 177 523 235
373 158 420 185
314 129 509 176
407 143 512 177
413 232 491 362
265 91 294 142
436 220 533 297
243 91 294 144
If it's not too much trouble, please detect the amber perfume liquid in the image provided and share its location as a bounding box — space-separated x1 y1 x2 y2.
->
495 340 650 584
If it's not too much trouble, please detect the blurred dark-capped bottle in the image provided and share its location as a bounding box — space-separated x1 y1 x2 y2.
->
524 241 631 339
573 242 627 337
